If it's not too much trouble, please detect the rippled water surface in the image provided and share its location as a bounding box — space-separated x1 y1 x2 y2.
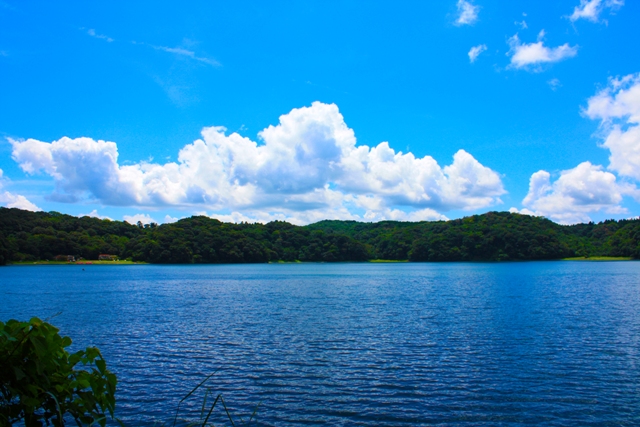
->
2 262 640 425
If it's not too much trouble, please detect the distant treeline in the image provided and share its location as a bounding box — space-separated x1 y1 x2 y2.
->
0 207 639 265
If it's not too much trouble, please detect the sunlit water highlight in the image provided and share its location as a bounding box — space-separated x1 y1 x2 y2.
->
2 262 640 426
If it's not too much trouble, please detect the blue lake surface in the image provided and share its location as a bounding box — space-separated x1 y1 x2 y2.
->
2 262 640 426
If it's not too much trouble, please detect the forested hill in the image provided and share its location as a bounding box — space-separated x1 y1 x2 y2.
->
0 207 639 265
307 213 640 261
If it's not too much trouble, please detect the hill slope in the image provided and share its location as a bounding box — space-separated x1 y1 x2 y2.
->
1 208 639 264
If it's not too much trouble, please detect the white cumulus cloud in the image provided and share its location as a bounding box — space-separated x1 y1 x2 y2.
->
203 206 448 226
568 0 624 23
521 162 635 224
455 0 479 26
9 102 505 224
585 73 640 180
164 215 179 223
468 44 487 63
0 192 40 212
508 207 537 216
516 72 640 224
123 213 157 225
0 169 41 212
507 31 578 71
80 210 113 220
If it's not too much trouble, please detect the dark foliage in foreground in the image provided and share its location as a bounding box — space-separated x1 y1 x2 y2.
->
0 317 256 426
1 207 639 265
0 318 117 426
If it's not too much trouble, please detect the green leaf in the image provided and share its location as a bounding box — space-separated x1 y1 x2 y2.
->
1 318 118 426
13 366 26 380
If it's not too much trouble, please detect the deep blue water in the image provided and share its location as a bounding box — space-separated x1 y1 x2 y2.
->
2 262 640 426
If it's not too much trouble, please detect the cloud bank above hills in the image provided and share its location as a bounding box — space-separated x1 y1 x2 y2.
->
6 74 640 226
9 102 506 225
7 72 640 226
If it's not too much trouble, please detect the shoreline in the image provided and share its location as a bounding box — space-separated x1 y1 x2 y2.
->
6 257 636 266
8 260 147 266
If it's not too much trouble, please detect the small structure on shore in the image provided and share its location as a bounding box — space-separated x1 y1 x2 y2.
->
54 255 75 262
98 254 118 261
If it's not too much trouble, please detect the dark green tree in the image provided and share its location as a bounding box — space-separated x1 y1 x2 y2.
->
0 318 117 426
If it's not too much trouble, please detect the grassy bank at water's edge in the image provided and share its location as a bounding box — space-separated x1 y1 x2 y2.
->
562 256 634 261
9 260 147 265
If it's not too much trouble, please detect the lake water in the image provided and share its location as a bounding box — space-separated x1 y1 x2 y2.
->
2 262 640 426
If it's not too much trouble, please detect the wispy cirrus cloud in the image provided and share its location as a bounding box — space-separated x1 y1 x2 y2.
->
82 28 114 42
132 39 221 105
454 0 479 26
507 30 578 71
80 27 219 67
145 43 220 67
548 78 562 91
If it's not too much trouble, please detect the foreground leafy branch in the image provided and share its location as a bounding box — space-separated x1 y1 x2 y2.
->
0 318 117 426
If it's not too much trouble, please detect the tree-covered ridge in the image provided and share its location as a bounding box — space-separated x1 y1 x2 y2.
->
308 212 574 261
1 207 639 265
310 212 640 260
0 208 143 265
124 216 368 264
0 208 368 265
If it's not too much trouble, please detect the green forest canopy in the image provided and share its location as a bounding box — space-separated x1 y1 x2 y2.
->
0 207 639 265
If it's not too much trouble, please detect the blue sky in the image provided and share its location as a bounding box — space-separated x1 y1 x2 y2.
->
1 0 639 225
